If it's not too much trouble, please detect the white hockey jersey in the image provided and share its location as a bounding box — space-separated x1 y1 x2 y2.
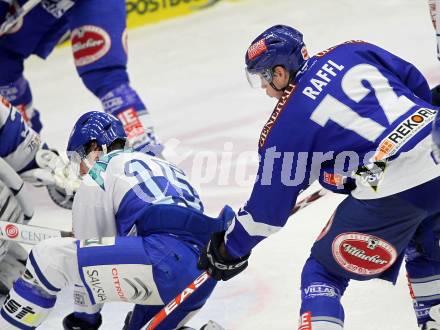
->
0 96 40 172
72 149 203 239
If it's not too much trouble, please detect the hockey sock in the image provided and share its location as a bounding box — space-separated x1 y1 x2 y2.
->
0 278 56 329
0 76 42 132
100 83 162 154
299 257 348 330
81 68 162 154
406 250 440 326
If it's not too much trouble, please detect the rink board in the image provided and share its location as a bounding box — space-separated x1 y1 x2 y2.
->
126 0 227 29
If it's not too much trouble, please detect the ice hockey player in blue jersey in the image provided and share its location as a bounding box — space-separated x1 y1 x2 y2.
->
0 111 228 330
198 25 440 329
0 0 162 154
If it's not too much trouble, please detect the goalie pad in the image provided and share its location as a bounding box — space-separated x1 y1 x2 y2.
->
0 179 24 224
0 244 26 294
0 180 24 266
0 179 28 293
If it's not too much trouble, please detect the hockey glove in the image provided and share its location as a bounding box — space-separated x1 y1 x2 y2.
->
62 312 102 330
198 231 250 281
21 149 81 209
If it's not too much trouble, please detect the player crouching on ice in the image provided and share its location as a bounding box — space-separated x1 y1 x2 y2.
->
0 111 227 330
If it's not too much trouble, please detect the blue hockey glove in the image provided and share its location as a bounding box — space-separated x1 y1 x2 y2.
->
198 231 250 281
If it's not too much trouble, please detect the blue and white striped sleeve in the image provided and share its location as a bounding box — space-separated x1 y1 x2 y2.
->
0 97 41 172
224 146 311 258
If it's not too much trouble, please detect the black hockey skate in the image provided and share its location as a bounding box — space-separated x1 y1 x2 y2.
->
421 304 440 330
63 312 102 330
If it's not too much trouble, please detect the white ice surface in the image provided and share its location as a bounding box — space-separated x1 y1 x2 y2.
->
21 0 440 329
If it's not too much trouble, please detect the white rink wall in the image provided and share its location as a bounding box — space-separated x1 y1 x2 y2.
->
23 0 438 329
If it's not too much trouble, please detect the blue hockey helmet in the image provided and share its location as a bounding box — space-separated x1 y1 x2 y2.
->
67 111 126 162
245 25 309 88
432 111 440 163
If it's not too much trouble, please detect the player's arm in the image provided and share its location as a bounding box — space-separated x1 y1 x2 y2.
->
199 130 315 280
72 175 118 239
225 143 312 258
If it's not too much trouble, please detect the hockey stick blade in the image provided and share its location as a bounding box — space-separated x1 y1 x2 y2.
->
0 0 41 35
144 271 211 330
0 220 72 245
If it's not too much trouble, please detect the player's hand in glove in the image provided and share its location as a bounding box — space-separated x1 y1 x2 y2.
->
197 231 250 281
21 149 81 209
62 312 102 330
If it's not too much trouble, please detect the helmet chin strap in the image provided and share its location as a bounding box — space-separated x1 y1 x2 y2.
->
269 82 285 92
81 144 108 174
269 70 295 92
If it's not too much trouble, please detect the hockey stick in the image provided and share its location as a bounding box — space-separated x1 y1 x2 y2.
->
291 188 328 214
0 220 72 245
144 271 211 330
0 0 41 35
144 188 328 330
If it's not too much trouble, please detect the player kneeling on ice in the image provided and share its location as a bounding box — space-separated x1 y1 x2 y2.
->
0 111 227 330
197 25 440 330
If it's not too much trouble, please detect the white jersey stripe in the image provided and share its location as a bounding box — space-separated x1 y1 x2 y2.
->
233 209 282 238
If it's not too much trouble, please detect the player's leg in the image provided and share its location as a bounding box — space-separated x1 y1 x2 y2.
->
66 0 162 155
299 256 348 330
65 234 216 330
0 179 29 296
0 52 42 132
0 4 68 133
122 234 217 330
405 214 440 329
0 237 79 329
308 193 429 330
311 193 427 282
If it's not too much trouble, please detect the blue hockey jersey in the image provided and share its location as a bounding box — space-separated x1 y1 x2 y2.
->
224 41 440 258
0 95 40 172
